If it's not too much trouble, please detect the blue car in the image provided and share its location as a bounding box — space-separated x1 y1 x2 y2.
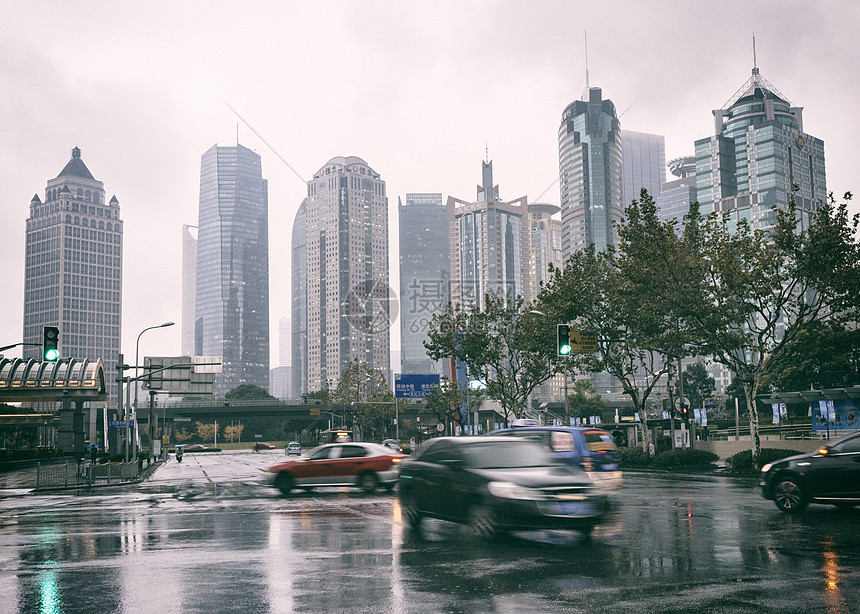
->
491 425 622 492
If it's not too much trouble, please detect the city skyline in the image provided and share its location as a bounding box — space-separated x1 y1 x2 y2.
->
1 3 858 372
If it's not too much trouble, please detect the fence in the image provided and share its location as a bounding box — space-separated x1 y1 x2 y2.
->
35 460 143 489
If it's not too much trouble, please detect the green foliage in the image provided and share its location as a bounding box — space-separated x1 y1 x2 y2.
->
682 362 715 410
423 377 484 427
225 384 275 400
617 446 718 469
617 446 652 468
333 360 394 440
424 294 559 423
650 449 718 469
724 448 802 474
567 379 605 418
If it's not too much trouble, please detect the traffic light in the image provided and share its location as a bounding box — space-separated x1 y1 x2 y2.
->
557 324 571 356
679 397 690 421
43 326 59 361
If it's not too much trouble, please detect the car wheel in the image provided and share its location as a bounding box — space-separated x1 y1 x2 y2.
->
468 502 500 538
401 493 422 528
358 471 378 493
274 472 294 496
773 476 807 512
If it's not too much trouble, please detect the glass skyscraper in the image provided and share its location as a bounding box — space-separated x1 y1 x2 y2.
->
398 193 449 375
695 66 826 230
622 130 665 208
193 144 269 395
558 87 623 257
23 147 123 405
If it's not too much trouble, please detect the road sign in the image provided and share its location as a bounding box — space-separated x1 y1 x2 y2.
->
108 420 134 429
569 331 598 352
394 373 440 398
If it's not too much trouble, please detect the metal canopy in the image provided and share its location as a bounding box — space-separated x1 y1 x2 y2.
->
759 385 860 405
0 357 106 402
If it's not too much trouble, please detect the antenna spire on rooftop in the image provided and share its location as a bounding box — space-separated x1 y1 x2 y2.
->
584 29 590 90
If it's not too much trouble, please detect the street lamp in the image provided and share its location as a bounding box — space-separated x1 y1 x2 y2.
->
135 322 174 456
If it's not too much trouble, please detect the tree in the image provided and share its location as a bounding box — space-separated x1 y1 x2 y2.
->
760 320 860 392
223 423 245 443
225 384 275 400
424 294 561 425
332 360 393 441
195 422 217 443
536 211 689 453
173 428 194 443
624 191 860 464
566 379 606 419
423 376 485 433
682 362 716 411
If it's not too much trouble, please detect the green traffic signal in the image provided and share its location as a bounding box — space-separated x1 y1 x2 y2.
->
43 326 59 362
557 324 571 356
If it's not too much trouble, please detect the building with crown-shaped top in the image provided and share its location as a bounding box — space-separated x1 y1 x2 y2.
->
695 65 826 230
23 147 123 405
448 160 530 311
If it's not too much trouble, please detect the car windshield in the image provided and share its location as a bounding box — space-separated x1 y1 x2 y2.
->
461 441 553 469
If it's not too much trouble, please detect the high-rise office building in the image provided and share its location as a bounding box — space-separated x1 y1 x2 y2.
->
448 160 529 310
193 144 269 395
695 65 826 229
23 146 123 404
558 87 623 257
292 157 390 394
291 201 308 396
180 224 198 357
398 193 449 375
622 130 665 208
526 202 562 300
658 156 697 223
269 316 292 399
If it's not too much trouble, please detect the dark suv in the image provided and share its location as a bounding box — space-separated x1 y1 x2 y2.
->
760 430 860 512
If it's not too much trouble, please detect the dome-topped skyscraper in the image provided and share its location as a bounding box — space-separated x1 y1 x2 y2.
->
695 65 826 229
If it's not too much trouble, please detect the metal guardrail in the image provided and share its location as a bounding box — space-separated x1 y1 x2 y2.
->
35 461 142 489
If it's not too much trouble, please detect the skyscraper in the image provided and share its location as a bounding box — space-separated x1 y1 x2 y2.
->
695 65 826 229
180 224 197 357
448 160 529 310
526 202 562 300
193 144 269 395
658 156 697 223
622 130 665 208
558 87 623 257
292 156 390 394
398 193 449 375
23 146 123 404
291 200 308 396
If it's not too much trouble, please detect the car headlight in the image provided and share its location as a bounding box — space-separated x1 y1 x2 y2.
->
487 481 540 500
760 463 772 473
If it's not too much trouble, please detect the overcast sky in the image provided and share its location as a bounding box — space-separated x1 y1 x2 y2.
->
1 1 858 370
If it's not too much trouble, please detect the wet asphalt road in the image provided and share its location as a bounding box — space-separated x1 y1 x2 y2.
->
1 450 859 614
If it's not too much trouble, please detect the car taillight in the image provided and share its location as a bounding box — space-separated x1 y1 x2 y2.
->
391 457 402 464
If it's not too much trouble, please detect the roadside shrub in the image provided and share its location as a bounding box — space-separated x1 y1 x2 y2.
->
724 448 802 474
618 446 652 468
618 446 718 469
651 448 718 469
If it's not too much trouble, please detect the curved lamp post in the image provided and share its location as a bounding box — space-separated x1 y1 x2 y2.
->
134 322 174 456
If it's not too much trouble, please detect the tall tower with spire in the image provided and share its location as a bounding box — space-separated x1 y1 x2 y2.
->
23 147 124 405
694 61 826 226
448 160 529 310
